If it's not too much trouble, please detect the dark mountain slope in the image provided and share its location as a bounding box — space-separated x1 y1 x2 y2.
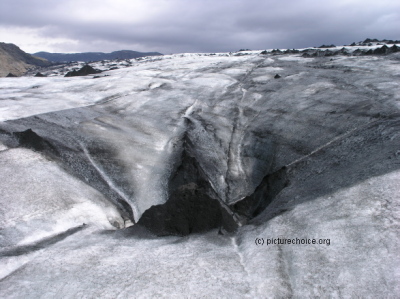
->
0 43 52 77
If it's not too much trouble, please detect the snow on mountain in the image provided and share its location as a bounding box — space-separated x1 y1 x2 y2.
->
0 44 399 298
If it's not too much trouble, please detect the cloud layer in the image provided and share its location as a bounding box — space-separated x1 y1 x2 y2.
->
1 0 399 53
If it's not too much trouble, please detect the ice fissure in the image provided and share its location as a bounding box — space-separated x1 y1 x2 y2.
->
4 114 281 236
136 109 281 235
137 137 237 236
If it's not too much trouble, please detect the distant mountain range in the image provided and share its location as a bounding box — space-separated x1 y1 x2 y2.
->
0 43 52 77
33 50 163 63
1 38 398 77
0 43 163 77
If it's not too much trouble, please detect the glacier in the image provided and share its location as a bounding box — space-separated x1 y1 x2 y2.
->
0 47 399 298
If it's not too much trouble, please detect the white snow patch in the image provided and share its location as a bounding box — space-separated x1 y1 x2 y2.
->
252 75 273 82
0 141 7 151
302 81 336 96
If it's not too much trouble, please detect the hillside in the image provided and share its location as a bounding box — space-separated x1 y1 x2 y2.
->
33 50 163 63
0 43 52 77
0 43 399 297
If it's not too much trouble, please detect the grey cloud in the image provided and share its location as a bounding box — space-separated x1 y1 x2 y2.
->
1 0 399 53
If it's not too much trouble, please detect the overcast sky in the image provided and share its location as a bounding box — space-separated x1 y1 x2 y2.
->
0 0 399 54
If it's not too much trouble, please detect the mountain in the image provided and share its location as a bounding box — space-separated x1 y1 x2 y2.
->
0 43 399 297
0 42 52 77
33 50 163 63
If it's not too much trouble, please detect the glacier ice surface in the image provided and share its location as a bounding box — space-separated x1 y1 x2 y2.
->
0 49 399 297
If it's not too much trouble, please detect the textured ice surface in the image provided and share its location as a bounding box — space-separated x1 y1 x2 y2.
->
0 49 399 297
0 170 398 298
0 148 124 247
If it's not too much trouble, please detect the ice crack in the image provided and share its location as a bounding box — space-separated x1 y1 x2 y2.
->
287 119 382 167
80 142 137 224
230 236 254 298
